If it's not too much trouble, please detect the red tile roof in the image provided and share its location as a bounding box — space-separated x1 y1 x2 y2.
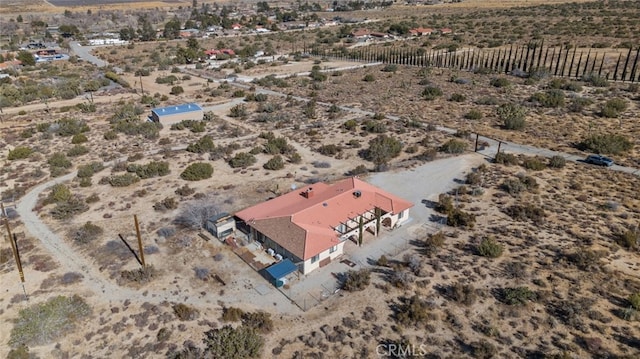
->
235 177 413 260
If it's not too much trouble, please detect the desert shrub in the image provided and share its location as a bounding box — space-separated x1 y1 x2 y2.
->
171 119 206 133
45 184 72 204
77 162 104 178
181 163 213 181
186 135 215 153
477 237 503 258
8 146 33 160
157 227 176 238
153 197 178 211
629 293 640 310
447 208 475 228
222 307 245 322
582 73 608 87
363 73 375 82
391 270 414 289
67 145 89 157
242 311 273 334
470 339 498 359
422 86 443 100
127 161 170 179
9 295 91 346
464 109 483 120
229 152 257 168
47 152 72 169
71 221 103 244
264 136 294 155
600 97 628 118
395 294 432 328
449 93 466 102
173 303 199 321
417 147 438 161
494 152 518 165
568 97 594 112
363 120 387 133
424 231 445 257
51 196 89 220
229 104 248 118
448 282 477 305
615 229 639 250
342 269 371 291
439 139 467 154
317 144 342 156
55 118 89 136
343 119 358 130
263 155 284 170
490 77 510 88
71 133 88 144
348 164 368 176
548 155 566 168
120 265 156 283
381 64 398 73
103 130 118 140
578 133 633 155
364 135 403 170
504 203 546 224
521 157 546 170
466 171 482 186
566 249 604 271
175 184 195 197
498 103 527 130
530 89 565 108
377 255 389 266
170 86 184 95
108 173 140 187
500 175 538 195
202 325 264 358
174 200 220 230
435 193 454 214
499 286 537 305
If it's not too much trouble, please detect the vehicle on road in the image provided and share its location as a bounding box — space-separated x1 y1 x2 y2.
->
585 154 614 167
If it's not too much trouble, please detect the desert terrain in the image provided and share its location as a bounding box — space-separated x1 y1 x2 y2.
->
1 0 640 358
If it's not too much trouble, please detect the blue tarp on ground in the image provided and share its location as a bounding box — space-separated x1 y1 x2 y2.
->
264 259 297 287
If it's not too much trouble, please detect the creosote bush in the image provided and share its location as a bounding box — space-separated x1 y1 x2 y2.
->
498 103 527 130
8 146 33 160
72 221 103 244
578 133 633 155
342 269 371 291
263 155 285 170
173 303 199 321
477 237 504 258
203 325 264 358
229 152 257 168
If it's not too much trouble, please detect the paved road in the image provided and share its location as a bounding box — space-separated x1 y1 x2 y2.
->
69 41 108 67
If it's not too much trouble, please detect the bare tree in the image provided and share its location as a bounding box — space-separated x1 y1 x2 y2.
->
174 199 221 230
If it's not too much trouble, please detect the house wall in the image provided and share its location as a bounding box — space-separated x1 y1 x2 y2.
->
252 228 303 267
151 111 204 126
302 241 345 275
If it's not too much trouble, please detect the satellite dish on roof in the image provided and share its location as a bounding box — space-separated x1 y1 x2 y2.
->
291 184 297 190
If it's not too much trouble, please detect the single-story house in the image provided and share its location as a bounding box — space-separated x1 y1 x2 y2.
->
205 49 235 59
149 103 203 126
235 177 413 275
179 29 200 38
409 27 434 36
350 29 371 39
440 28 453 34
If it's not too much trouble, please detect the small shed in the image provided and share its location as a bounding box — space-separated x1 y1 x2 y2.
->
205 212 236 240
149 103 203 126
263 259 297 287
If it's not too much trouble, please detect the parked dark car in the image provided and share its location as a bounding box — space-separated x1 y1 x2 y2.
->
585 154 614 167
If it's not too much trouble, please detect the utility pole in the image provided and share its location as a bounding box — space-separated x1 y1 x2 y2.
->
139 74 144 95
134 214 146 268
5 218 27 299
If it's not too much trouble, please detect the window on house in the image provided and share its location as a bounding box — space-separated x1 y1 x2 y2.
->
311 254 319 263
330 245 337 254
398 210 404 219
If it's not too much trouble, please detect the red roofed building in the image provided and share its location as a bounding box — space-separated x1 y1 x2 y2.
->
409 27 434 36
440 28 453 34
205 49 236 59
235 177 413 274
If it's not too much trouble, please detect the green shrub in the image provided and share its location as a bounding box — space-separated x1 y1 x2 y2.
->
424 231 445 257
47 152 72 169
578 133 633 155
187 135 216 153
548 155 566 168
181 162 213 181
478 237 503 258
229 104 248 118
581 73 608 87
342 269 371 291
530 89 565 108
105 71 130 87
500 175 538 195
222 307 245 322
50 196 89 220
127 161 170 179
9 295 91 346
108 173 140 187
71 133 88 144
521 157 546 170
363 120 387 133
498 103 526 130
67 145 89 157
170 86 184 95
439 139 467 154
317 144 342 156
173 303 199 321
381 64 398 73
629 293 640 310
449 282 477 305
8 146 33 160
490 77 510 88
600 98 628 118
503 203 546 224
241 311 273 334
263 155 284 170
494 152 518 165
447 208 475 228
45 184 72 204
500 286 537 305
229 153 257 168
449 93 466 102
422 86 443 100
55 118 89 137
615 229 639 250
395 294 432 327
203 325 264 358
77 162 104 178
568 97 594 112
364 135 403 170
264 136 293 155
362 74 375 82
464 109 483 120
103 131 118 141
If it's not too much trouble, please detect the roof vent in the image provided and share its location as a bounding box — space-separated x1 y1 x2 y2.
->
353 190 362 198
301 187 314 199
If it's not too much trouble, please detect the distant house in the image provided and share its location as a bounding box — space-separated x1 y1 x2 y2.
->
205 49 235 59
235 177 413 274
409 27 434 36
149 103 203 126
440 28 452 34
231 23 243 30
179 29 200 38
350 28 371 38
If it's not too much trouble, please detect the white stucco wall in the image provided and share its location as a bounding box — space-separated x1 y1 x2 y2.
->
302 241 345 274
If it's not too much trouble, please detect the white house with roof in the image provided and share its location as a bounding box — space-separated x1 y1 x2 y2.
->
149 103 203 126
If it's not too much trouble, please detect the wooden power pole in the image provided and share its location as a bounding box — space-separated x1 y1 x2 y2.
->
134 214 146 268
5 218 27 299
